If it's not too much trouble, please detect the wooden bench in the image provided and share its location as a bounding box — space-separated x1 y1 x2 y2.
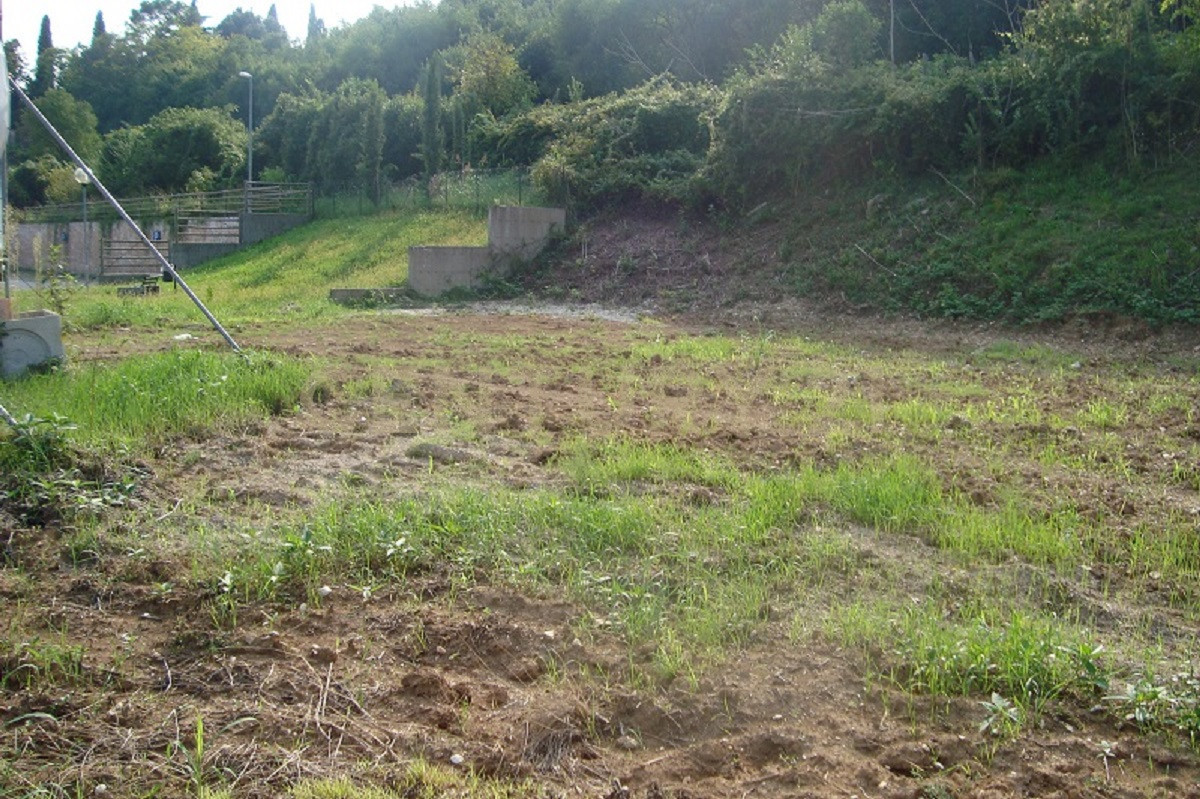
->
116 275 162 296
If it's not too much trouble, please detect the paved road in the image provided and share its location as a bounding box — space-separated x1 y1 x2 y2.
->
4 270 69 291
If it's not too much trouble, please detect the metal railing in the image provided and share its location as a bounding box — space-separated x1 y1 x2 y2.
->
18 182 313 224
313 169 541 218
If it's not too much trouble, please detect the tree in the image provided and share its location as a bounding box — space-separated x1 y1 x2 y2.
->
811 0 881 70
17 88 103 164
127 1 204 45
216 9 269 40
382 93 425 179
216 7 288 49
420 53 446 183
93 12 107 42
4 41 28 134
264 5 289 49
862 0 1033 62
453 32 536 119
30 16 57 97
323 5 458 94
102 106 247 194
307 4 326 46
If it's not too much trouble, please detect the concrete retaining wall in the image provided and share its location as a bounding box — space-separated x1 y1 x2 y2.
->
173 242 242 269
488 206 566 260
406 206 565 297
13 213 307 276
14 220 110 280
242 213 311 246
408 246 493 296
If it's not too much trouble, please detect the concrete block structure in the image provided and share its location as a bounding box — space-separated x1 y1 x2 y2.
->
408 206 565 297
488 206 567 260
408 246 494 296
1 310 65 378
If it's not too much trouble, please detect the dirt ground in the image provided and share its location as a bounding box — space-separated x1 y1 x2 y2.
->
5 203 1200 797
3 298 1200 799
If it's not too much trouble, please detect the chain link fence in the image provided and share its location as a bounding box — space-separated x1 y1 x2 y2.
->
313 168 549 219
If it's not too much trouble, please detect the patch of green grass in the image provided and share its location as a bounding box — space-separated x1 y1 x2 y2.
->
190 442 1124 689
1076 398 1129 430
67 209 487 331
887 398 954 431
556 437 739 493
290 757 539 799
830 599 1108 714
785 159 1200 324
1 609 85 692
1 349 310 451
973 341 1079 369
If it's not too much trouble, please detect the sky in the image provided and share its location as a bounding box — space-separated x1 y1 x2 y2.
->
3 1 399 61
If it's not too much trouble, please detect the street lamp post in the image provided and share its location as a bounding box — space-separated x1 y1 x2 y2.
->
73 167 90 281
238 71 253 188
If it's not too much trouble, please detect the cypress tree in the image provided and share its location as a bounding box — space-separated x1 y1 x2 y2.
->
30 16 55 97
421 54 444 187
306 4 326 46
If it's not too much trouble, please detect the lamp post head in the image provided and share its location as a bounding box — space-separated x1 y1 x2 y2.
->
239 71 252 79
73 167 90 186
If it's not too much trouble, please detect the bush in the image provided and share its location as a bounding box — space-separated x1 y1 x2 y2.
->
527 79 721 209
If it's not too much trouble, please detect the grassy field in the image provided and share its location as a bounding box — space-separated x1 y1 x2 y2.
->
778 159 1200 325
49 209 488 332
2 207 1200 798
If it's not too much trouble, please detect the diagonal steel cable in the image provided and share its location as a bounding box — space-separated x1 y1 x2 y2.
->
7 75 243 355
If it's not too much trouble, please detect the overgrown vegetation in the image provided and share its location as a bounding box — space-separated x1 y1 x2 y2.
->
10 0 1200 323
772 157 1200 324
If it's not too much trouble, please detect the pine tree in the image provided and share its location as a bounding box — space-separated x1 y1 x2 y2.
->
92 12 107 42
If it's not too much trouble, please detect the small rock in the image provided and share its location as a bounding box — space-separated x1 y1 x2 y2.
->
450 753 465 766
406 442 474 465
615 735 640 751
402 669 454 700
508 657 546 683
308 646 338 665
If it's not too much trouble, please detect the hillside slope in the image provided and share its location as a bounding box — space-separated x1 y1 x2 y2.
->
522 160 1200 332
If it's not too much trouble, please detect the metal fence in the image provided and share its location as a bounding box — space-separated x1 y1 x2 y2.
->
17 182 313 225
16 171 547 225
314 169 545 218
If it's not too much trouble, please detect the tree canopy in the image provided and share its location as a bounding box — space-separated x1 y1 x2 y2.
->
3 0 1198 211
